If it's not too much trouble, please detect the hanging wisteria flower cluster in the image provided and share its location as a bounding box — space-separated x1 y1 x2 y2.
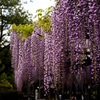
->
10 28 45 91
10 0 100 95
50 0 100 89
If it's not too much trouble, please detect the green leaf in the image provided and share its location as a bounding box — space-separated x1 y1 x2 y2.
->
36 9 44 13
0 64 5 73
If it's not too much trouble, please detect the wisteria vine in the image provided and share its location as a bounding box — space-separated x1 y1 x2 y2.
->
10 0 100 96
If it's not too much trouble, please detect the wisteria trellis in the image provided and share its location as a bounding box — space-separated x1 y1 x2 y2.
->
10 0 100 95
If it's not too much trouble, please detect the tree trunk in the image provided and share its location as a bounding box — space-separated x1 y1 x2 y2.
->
27 79 30 100
0 8 3 45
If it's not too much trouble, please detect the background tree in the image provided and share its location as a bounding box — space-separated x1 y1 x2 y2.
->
0 0 33 47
